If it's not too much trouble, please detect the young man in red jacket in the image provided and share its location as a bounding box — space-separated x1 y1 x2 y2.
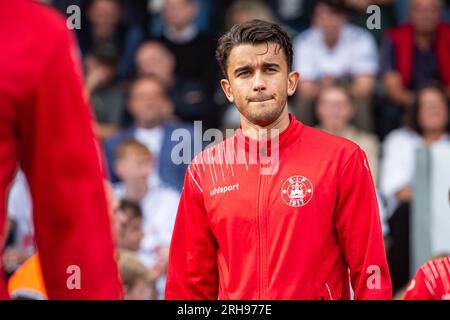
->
165 19 392 300
0 1 121 299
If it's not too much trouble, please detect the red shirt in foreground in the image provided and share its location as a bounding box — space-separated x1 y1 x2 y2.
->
0 0 120 299
165 115 392 300
404 256 450 300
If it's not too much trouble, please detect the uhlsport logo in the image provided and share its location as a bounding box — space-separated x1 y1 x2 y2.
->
281 176 313 207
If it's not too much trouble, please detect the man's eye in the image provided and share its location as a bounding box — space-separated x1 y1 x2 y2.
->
266 68 277 73
238 71 250 77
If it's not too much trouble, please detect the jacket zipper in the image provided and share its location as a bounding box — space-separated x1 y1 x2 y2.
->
257 150 268 299
256 168 263 299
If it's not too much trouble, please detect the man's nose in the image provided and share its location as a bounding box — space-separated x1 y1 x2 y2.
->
252 72 267 92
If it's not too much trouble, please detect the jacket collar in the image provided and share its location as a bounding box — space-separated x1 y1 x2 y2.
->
235 113 304 157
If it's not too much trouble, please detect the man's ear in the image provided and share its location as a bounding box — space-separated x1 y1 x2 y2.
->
220 78 235 103
287 71 300 97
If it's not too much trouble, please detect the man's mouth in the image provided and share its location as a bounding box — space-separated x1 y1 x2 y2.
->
249 97 274 102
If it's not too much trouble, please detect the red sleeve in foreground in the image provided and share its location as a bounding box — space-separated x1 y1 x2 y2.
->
18 24 121 299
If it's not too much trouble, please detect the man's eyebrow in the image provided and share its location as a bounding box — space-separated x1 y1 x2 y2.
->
233 65 252 75
233 62 281 75
262 62 280 69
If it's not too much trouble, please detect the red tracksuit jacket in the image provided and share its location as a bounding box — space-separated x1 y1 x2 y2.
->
0 1 120 299
404 256 450 300
165 114 392 300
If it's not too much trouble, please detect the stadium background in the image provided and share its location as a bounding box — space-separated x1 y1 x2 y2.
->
3 0 450 300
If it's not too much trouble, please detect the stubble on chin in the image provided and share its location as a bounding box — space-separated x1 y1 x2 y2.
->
244 102 285 127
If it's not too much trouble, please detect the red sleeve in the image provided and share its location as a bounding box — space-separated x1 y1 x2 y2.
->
165 164 219 299
18 24 121 299
404 266 435 300
333 147 392 300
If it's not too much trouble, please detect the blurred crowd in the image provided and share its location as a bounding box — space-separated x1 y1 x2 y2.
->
3 0 450 299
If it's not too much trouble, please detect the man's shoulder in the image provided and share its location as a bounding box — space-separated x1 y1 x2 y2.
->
4 1 77 65
300 126 375 178
188 135 236 170
19 1 71 43
302 125 360 156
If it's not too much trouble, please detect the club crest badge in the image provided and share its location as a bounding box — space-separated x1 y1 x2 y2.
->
281 175 313 207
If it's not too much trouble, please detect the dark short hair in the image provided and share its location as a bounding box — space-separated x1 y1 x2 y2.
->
408 82 450 134
119 200 142 220
216 19 293 77
317 81 354 106
88 43 119 67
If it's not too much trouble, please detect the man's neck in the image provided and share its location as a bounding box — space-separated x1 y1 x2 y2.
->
240 107 290 140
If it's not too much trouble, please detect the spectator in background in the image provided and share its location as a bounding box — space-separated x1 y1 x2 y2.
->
104 75 196 190
157 0 219 98
116 200 144 252
226 0 278 29
293 0 378 132
85 43 125 141
135 41 218 129
380 0 450 138
266 0 314 34
380 83 450 293
112 139 180 297
118 250 157 300
149 0 221 36
316 84 380 182
394 0 450 24
77 0 144 79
